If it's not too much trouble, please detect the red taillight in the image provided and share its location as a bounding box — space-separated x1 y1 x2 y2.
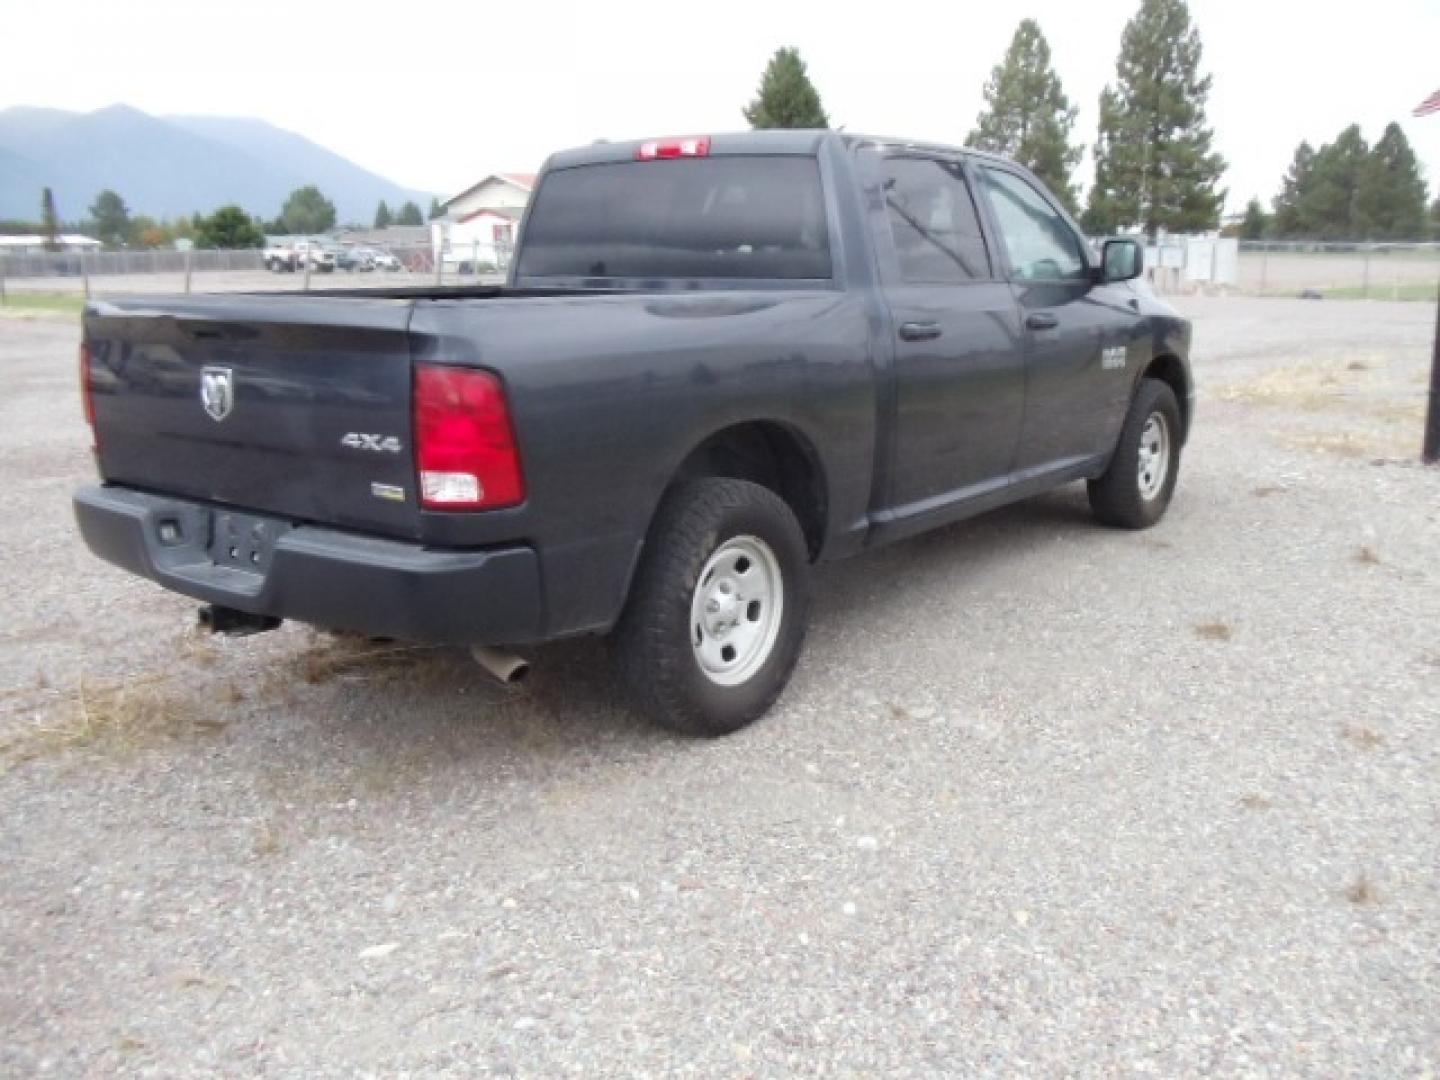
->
80 341 98 449
413 364 525 510
636 136 711 160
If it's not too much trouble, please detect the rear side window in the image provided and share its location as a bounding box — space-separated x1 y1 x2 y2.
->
515 156 832 280
881 156 990 283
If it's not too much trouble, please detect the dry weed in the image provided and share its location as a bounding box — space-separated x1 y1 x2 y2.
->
1344 871 1381 905
1352 545 1382 566
1340 724 1385 750
1193 620 1233 642
0 667 240 766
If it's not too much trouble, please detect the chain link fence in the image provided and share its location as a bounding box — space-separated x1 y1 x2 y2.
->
4 237 1438 303
1139 238 1440 300
0 239 508 301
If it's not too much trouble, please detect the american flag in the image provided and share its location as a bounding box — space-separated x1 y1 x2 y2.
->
1415 88 1440 117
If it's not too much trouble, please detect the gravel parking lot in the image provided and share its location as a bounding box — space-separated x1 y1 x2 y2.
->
1 297 1437 1076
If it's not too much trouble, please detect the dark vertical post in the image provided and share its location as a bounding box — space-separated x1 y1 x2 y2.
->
1424 275 1440 465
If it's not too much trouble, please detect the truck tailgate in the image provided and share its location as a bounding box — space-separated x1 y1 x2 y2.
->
85 295 421 539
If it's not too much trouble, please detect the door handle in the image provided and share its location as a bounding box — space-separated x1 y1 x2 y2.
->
1025 312 1059 331
898 321 942 342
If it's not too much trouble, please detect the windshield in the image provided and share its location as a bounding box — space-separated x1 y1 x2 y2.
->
515 155 832 280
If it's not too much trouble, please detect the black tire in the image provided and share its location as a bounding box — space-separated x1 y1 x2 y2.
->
612 478 811 737
1088 378 1182 529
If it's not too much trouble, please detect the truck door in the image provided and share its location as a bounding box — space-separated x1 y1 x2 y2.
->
972 165 1145 473
869 152 1027 524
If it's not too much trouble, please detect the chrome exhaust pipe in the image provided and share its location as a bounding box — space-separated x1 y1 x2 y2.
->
470 645 530 684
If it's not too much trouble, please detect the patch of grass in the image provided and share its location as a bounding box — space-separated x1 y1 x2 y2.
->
1 675 191 764
1322 284 1438 302
1284 431 1374 458
1251 485 1286 498
1239 793 1273 811
1193 620 1233 642
1219 365 1346 411
1352 545 1382 566
0 291 86 315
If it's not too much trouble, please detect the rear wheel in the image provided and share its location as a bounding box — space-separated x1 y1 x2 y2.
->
612 478 811 736
1088 378 1182 529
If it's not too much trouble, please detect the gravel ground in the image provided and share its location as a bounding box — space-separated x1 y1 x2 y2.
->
1 297 1437 1076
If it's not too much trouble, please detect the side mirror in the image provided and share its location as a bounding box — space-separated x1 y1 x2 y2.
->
1100 238 1143 283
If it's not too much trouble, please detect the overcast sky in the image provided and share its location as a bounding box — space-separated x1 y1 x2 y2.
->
4 0 1438 213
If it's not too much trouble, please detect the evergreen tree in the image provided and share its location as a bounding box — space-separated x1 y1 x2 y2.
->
743 47 829 129
1239 198 1268 239
1301 125 1369 239
966 19 1082 213
374 200 392 230
41 187 61 251
1354 122 1427 239
1430 195 1440 241
194 206 264 249
395 200 424 227
88 190 132 249
1270 141 1316 237
278 185 336 234
428 197 444 220
1083 0 1226 235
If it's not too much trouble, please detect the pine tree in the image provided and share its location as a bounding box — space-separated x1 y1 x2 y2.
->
395 201 424 227
1430 195 1440 241
743 47 829 129
1270 141 1315 238
41 187 61 251
373 200 392 230
1240 198 1268 239
1302 125 1369 239
1354 122 1427 240
966 20 1082 213
1083 0 1226 236
428 197 444 220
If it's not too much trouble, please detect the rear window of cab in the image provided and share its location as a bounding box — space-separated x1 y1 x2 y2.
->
515 156 832 281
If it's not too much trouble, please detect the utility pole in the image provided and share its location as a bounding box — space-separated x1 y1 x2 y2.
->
1424 274 1439 465
1411 88 1439 464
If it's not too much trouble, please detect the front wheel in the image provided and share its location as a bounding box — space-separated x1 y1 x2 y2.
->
1088 378 1182 529
612 478 811 736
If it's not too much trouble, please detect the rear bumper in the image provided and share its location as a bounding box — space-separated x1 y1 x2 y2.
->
73 485 544 645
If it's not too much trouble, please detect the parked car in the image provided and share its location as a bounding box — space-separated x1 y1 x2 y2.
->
262 239 335 273
336 247 374 272
262 240 296 272
370 249 402 272
74 130 1192 736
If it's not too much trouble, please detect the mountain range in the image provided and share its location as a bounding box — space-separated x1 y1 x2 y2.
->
0 104 436 224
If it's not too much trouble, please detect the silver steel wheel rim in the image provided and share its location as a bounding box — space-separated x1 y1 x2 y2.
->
1137 412 1171 501
690 535 784 688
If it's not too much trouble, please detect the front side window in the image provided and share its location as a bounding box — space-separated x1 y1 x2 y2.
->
880 156 990 283
977 167 1087 281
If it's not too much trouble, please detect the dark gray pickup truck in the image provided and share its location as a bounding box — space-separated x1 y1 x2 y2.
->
75 130 1193 735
